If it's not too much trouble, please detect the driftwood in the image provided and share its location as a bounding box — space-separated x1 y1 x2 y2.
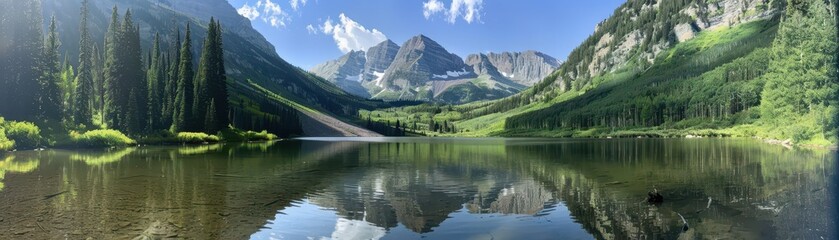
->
677 212 690 232
43 191 68 200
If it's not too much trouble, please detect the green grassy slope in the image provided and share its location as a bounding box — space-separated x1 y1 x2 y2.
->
504 20 778 137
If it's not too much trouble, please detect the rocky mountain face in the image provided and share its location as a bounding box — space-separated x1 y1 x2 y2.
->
466 51 560 86
549 0 781 93
379 35 476 91
309 51 369 97
311 36 557 103
362 40 400 84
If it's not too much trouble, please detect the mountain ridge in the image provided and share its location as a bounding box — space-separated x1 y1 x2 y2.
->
311 35 559 104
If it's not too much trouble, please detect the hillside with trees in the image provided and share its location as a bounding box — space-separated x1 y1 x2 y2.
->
0 0 315 149
361 0 838 146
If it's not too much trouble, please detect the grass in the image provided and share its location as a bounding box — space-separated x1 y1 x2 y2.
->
69 129 136 148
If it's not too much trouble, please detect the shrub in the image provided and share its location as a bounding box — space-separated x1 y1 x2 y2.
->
219 128 278 142
0 129 14 151
70 129 136 147
0 118 42 150
243 130 277 141
176 132 220 144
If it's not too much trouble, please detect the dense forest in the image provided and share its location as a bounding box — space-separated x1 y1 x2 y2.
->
0 0 301 150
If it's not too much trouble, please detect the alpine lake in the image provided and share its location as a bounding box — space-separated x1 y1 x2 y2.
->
0 137 835 239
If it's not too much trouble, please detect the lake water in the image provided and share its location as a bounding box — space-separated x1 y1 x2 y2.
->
0 138 835 239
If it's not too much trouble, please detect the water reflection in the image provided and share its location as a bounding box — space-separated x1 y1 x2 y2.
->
0 138 834 239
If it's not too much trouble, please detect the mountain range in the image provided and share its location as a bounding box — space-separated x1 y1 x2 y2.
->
310 35 560 104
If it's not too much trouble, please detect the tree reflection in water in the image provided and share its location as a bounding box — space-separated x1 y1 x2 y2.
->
0 138 834 239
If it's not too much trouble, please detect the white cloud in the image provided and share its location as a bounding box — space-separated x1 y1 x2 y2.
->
290 0 308 11
306 24 317 34
261 0 282 15
320 14 388 53
237 0 290 28
423 0 484 24
321 18 334 34
423 0 445 19
237 3 260 21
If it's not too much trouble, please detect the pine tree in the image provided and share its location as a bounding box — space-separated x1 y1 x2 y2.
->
103 6 122 129
193 19 230 133
126 90 140 133
210 19 230 131
92 44 104 119
760 0 838 141
147 33 166 131
163 28 181 129
122 10 148 133
73 0 94 126
172 23 195 133
2 0 45 121
193 21 214 132
60 55 75 120
40 17 63 122
204 101 217 133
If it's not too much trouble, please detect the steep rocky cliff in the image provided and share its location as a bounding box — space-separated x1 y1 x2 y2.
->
466 51 560 86
309 51 369 97
549 0 781 92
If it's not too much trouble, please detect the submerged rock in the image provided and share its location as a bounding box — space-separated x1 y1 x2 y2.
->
647 189 664 204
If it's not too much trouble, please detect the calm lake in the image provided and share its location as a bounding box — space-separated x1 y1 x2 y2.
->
0 138 835 239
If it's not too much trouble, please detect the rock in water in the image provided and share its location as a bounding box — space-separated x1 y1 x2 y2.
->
647 190 663 204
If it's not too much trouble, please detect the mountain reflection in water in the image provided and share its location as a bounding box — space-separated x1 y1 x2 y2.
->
0 138 834 239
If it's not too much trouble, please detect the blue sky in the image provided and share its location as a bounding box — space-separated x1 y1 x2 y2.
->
227 0 625 70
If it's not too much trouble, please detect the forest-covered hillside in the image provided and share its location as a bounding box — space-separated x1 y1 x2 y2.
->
361 0 838 146
0 0 392 150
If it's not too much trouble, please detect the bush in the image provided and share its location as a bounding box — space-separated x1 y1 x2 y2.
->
243 130 278 141
0 118 42 150
70 129 136 147
0 129 14 151
219 128 278 142
3 121 42 148
176 132 220 144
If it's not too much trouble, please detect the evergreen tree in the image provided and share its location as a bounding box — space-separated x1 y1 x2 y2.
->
60 55 75 120
2 0 45 121
193 21 213 132
204 101 217 133
103 7 148 134
172 23 195 133
92 44 104 119
147 33 166 131
103 6 122 129
73 0 94 126
210 19 230 131
163 28 181 129
126 89 140 133
760 0 838 141
40 17 63 122
122 10 148 133
194 19 230 133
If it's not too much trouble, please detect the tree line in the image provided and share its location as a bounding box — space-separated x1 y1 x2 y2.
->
0 0 231 136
